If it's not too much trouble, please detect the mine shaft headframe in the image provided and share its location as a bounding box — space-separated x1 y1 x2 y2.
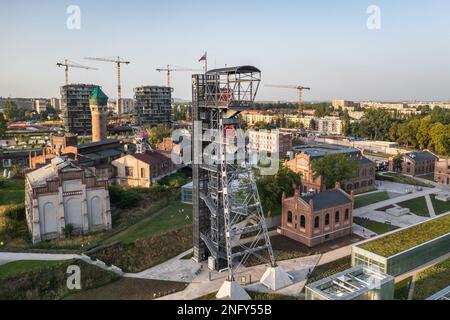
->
205 66 261 108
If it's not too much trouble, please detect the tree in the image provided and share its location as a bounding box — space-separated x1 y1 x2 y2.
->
312 154 358 190
148 124 173 147
0 113 7 136
428 123 450 155
417 117 431 150
3 101 24 121
360 109 392 140
393 154 403 172
255 164 302 217
341 111 351 135
397 119 420 148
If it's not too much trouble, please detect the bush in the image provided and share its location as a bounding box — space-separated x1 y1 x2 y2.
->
109 185 141 209
63 224 75 238
0 204 25 237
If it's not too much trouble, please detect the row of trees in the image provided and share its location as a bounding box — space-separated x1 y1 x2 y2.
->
345 108 450 155
2 101 59 123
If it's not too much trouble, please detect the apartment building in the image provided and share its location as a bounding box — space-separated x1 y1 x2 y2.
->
135 86 172 127
248 130 293 158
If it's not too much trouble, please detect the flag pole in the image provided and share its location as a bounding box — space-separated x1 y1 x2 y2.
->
205 51 208 73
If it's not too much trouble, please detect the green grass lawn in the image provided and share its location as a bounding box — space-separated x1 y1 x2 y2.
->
0 179 25 206
306 256 352 285
419 173 435 182
397 197 430 217
413 258 450 300
103 202 192 245
378 173 432 188
354 217 399 235
0 260 64 278
355 191 390 208
430 195 450 215
394 277 412 300
358 214 450 257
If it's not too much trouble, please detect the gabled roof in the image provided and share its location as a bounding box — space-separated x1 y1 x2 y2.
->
301 189 352 211
132 151 171 167
405 151 438 162
26 157 86 187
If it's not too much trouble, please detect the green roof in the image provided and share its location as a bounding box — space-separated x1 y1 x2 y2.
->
89 87 108 105
358 214 450 258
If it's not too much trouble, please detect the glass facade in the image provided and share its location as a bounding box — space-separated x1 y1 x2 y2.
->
181 182 193 204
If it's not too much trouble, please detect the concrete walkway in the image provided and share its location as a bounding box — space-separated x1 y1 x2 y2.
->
425 195 437 217
0 252 81 266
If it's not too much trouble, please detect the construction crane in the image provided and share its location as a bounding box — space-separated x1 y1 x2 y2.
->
85 56 130 116
265 84 311 116
56 59 98 86
156 65 202 88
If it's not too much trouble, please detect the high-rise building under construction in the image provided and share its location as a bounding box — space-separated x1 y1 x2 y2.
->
61 84 99 135
134 86 172 127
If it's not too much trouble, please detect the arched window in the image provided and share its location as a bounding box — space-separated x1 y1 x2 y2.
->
287 211 293 224
345 209 350 221
300 215 306 228
335 211 340 223
325 214 330 226
314 216 320 229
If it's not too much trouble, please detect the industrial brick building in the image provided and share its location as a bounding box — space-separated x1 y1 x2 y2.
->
388 151 438 176
135 86 172 127
286 144 376 194
434 158 450 186
280 185 354 247
25 157 112 244
61 84 99 135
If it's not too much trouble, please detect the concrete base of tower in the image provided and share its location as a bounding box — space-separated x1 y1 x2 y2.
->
216 280 251 300
260 266 293 291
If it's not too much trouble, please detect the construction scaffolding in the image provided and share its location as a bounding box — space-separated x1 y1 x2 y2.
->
192 67 291 299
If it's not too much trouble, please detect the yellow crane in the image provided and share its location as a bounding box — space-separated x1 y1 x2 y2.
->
85 56 130 115
265 84 311 116
156 65 202 88
56 59 98 86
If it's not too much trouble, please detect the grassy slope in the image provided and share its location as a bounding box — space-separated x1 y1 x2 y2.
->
103 202 192 245
359 214 450 257
354 217 398 235
413 258 450 300
0 179 24 206
0 260 64 278
306 256 352 285
397 197 430 217
430 195 450 215
394 277 412 300
355 191 390 208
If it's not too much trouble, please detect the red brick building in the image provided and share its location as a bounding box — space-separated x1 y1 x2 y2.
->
280 184 354 247
435 158 450 186
388 151 438 176
286 145 376 194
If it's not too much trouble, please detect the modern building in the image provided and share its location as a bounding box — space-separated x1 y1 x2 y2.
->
248 130 293 158
280 185 354 247
89 87 109 143
351 213 450 276
33 99 49 114
181 181 193 204
388 151 438 176
286 144 376 194
61 84 99 135
50 97 60 110
332 100 358 110
426 286 450 300
135 86 172 127
435 158 450 186
25 157 112 244
112 151 176 188
315 116 344 135
305 265 395 300
107 98 135 115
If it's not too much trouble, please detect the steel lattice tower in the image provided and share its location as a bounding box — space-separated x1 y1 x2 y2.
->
192 66 277 283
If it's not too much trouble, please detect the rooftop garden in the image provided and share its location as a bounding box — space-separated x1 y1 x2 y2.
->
358 213 450 257
413 258 450 300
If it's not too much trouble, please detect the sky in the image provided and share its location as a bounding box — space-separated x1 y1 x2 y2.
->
0 0 449 102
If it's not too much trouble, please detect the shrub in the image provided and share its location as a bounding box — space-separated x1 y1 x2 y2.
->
109 185 141 209
63 224 75 238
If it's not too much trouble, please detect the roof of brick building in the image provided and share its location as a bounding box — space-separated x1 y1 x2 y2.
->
301 189 352 211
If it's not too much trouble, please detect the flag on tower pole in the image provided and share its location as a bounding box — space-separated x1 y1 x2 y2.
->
199 51 208 73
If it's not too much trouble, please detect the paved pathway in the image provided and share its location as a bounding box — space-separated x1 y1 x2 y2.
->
425 195 437 217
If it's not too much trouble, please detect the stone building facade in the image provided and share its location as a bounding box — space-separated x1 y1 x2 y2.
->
280 185 354 247
25 157 111 244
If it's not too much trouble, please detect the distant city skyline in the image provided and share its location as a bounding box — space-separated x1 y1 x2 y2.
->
1 0 450 102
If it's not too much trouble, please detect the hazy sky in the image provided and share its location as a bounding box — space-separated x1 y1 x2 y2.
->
1 0 449 102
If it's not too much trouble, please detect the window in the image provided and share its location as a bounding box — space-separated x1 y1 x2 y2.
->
345 209 350 221
125 167 133 177
325 214 330 226
335 211 340 223
314 217 320 229
141 168 145 178
287 211 293 224
300 215 306 228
